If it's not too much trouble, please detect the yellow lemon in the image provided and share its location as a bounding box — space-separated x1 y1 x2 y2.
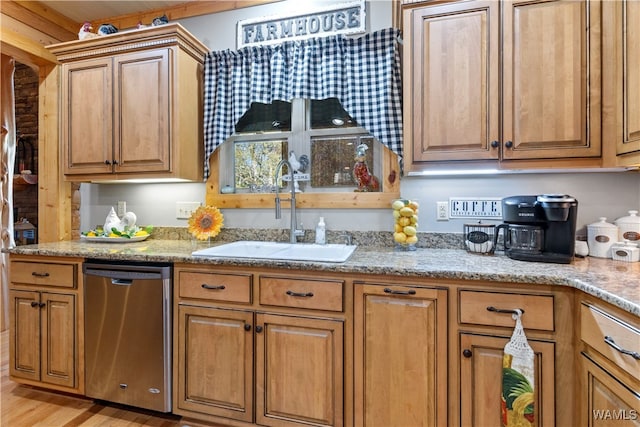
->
408 201 419 210
397 216 411 227
410 215 418 225
393 232 407 243
403 226 417 236
400 207 414 217
406 235 418 244
86 231 96 237
134 230 148 237
394 223 404 233
392 210 401 219
108 232 119 238
391 200 405 210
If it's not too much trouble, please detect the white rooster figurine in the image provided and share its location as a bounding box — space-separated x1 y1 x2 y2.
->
103 207 137 234
78 22 97 40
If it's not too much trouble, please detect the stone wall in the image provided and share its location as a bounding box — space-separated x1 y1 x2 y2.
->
13 63 38 242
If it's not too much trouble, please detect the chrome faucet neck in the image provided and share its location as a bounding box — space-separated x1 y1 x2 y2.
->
274 159 302 243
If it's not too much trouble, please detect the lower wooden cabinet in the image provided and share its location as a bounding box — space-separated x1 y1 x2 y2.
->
8 256 82 393
459 333 556 427
579 300 640 426
255 313 343 427
10 290 76 388
173 265 346 427
354 283 448 427
581 355 640 426
176 305 254 422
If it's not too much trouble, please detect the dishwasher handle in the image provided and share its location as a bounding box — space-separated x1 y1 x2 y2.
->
111 279 133 286
83 264 170 281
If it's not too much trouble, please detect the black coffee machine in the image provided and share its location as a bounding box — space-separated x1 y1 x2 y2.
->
496 194 578 264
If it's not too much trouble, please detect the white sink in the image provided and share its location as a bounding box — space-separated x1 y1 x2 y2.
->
192 241 356 263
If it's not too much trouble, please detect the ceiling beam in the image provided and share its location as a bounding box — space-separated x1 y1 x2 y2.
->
3 1 78 41
87 0 284 32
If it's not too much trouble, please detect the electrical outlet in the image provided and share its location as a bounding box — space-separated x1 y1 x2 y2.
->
117 201 126 217
176 202 201 219
436 201 449 221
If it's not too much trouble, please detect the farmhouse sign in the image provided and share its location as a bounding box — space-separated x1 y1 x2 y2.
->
237 0 366 48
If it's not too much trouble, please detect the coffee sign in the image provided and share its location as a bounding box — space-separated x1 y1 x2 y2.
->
237 0 366 48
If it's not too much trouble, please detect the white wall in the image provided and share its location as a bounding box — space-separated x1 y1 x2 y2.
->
80 0 640 235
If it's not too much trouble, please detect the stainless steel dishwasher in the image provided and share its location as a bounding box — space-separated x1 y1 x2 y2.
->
83 260 172 412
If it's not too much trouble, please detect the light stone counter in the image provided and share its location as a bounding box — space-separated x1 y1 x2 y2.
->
8 238 639 316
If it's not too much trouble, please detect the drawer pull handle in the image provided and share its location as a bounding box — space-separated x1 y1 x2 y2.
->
604 336 640 360
487 306 525 315
201 284 226 290
384 288 416 295
32 272 50 278
286 290 314 298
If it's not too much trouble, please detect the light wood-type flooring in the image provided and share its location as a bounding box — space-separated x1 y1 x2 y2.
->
0 331 219 427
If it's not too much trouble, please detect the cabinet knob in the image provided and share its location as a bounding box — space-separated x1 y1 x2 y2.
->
112 160 119 165
105 160 111 165
462 349 473 358
244 324 252 332
505 140 514 149
30 301 39 308
490 140 499 148
39 302 45 308
255 325 263 333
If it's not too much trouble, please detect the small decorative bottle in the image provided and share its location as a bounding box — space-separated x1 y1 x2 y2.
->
315 217 326 245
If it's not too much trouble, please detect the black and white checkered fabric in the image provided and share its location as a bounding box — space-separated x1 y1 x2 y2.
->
203 28 403 179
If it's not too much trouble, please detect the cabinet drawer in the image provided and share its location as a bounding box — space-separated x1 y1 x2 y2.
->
581 304 639 382
10 261 76 288
259 276 344 312
459 290 554 331
179 271 251 304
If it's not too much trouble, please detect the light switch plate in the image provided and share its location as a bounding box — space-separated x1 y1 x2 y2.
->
449 197 502 219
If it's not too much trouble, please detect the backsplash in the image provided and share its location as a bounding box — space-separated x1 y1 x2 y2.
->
151 227 464 249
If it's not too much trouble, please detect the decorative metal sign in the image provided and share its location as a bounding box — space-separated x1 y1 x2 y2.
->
237 0 366 48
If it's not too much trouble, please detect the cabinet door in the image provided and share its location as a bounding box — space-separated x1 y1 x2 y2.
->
40 292 76 388
255 313 344 427
114 49 170 174
605 0 640 157
176 305 253 422
61 57 114 175
354 284 448 427
403 1 500 167
9 290 41 382
459 333 556 427
581 354 640 426
502 0 601 160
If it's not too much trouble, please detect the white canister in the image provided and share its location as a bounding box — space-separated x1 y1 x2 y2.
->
587 217 619 258
610 242 640 262
614 210 640 242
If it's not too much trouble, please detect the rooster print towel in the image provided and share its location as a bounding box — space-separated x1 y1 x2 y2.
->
502 309 535 427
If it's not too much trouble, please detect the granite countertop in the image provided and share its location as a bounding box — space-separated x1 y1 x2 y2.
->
7 238 639 317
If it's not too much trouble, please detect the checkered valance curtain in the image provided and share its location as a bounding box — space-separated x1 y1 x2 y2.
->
202 27 403 179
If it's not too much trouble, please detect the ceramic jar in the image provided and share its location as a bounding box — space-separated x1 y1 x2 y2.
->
614 210 640 242
587 217 619 258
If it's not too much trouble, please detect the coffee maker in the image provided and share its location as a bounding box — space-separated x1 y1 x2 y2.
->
496 194 578 264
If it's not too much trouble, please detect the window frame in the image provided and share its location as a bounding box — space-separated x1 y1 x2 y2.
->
206 99 400 209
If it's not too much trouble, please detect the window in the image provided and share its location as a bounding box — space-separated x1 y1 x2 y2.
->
218 98 382 194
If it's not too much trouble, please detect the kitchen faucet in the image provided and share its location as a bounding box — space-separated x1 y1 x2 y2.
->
274 159 304 243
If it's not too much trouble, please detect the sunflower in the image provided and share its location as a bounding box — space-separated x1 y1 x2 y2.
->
188 206 224 240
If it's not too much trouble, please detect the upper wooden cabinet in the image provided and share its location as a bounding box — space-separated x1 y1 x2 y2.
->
47 24 208 182
403 0 602 172
602 0 640 166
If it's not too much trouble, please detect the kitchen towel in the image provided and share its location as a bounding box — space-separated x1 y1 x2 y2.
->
502 309 535 427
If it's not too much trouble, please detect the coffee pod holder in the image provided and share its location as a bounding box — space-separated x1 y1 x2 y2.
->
464 222 496 254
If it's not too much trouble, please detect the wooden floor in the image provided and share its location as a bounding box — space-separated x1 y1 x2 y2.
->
0 331 217 427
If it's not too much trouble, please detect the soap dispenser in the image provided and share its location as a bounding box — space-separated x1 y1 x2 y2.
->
315 217 326 245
